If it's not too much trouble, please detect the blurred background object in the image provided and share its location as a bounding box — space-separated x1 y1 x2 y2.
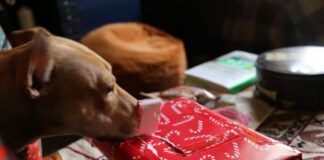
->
1 0 324 67
22 0 141 39
81 23 187 98
0 0 141 39
256 46 324 110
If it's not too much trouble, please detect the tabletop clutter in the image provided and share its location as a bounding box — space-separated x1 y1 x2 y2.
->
87 47 324 160
81 22 187 98
89 46 323 160
29 22 322 160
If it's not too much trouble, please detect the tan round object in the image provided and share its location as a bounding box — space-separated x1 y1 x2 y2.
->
81 23 187 97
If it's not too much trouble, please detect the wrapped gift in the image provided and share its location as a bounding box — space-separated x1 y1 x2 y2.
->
0 139 15 160
92 98 302 160
25 140 42 160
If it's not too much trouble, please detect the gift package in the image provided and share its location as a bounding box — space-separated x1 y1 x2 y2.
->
92 98 302 160
25 140 42 160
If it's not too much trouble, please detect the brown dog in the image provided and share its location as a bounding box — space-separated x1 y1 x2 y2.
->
0 27 140 152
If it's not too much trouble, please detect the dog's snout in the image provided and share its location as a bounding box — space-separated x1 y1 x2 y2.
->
114 84 141 138
116 84 138 113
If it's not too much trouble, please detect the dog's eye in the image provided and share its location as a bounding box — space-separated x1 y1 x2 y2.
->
106 85 114 96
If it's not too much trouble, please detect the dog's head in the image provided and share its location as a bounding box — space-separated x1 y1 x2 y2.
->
12 27 140 140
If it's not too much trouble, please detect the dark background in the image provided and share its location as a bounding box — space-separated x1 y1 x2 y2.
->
0 0 239 67
1 0 324 66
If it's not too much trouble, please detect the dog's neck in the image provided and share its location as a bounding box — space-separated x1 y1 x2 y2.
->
0 47 44 152
0 119 40 152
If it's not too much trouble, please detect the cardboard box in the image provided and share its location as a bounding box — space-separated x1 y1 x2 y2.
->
186 51 257 93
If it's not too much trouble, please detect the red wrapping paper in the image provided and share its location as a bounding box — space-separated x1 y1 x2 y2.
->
25 140 42 160
137 98 161 136
0 143 15 160
93 98 302 160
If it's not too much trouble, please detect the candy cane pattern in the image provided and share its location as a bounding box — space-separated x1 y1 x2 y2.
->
209 117 228 127
226 121 244 133
184 135 216 141
204 131 238 150
194 106 209 116
173 115 195 126
132 156 141 160
163 147 179 155
138 139 165 155
189 120 203 134
206 135 220 143
160 113 170 125
223 130 238 140
233 125 244 133
243 137 270 151
204 139 223 150
171 104 182 114
165 130 181 140
139 143 146 153
224 142 240 159
204 130 238 150
199 154 216 160
151 141 165 147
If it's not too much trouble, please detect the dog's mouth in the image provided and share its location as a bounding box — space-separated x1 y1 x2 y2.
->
95 132 138 142
95 134 148 143
93 122 139 142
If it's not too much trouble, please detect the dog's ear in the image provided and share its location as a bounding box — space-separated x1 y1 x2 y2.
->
23 31 55 99
11 27 52 47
